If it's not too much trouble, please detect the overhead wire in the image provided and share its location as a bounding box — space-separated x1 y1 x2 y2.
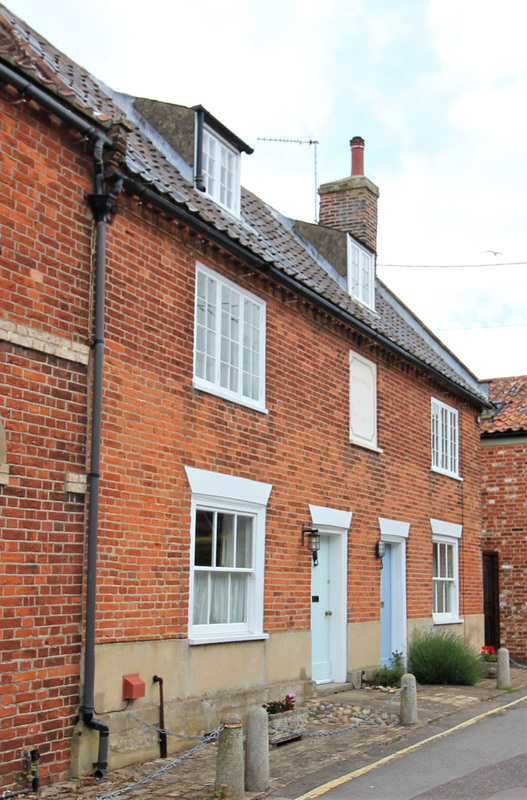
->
377 261 526 269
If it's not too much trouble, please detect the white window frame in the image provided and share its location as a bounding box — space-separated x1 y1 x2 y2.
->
431 519 463 624
431 398 460 478
185 467 272 645
201 125 241 216
349 351 380 451
193 263 266 412
347 235 375 309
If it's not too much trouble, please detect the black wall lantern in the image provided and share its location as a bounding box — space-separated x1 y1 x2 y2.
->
302 525 321 566
376 539 386 567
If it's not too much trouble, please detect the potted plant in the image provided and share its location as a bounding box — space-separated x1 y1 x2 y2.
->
481 646 498 678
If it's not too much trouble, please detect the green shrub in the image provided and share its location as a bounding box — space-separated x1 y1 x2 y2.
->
408 630 483 685
373 650 406 687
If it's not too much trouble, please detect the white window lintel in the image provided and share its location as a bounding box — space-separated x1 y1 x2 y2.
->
430 519 462 539
379 518 410 541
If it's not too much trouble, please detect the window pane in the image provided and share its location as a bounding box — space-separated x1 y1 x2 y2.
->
203 132 216 196
433 543 439 577
193 572 209 624
210 573 229 623
196 272 216 382
447 544 454 578
360 251 370 304
219 146 235 209
220 286 240 391
242 299 260 400
444 581 452 613
230 573 247 622
431 404 439 468
439 543 447 578
216 514 235 567
350 246 360 297
195 510 214 566
434 581 443 613
236 516 253 567
441 407 449 469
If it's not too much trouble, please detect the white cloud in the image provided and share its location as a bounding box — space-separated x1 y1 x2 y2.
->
4 0 527 379
427 0 527 89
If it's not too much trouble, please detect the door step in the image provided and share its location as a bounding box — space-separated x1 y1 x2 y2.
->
315 681 355 697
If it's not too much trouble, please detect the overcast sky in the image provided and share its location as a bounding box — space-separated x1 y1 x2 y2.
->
5 0 526 381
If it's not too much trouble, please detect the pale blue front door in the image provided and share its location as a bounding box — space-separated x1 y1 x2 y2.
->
380 542 392 667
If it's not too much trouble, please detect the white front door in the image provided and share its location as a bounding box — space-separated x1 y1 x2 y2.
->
309 506 351 685
311 537 332 682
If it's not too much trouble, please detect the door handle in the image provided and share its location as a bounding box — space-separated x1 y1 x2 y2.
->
325 610 332 616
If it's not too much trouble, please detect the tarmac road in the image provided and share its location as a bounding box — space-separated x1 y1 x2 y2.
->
295 696 527 800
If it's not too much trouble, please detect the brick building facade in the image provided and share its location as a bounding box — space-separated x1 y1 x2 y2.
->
480 376 527 661
0 6 490 791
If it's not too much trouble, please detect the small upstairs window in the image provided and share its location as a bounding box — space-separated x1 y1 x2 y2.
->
202 127 240 214
431 398 459 478
194 106 253 218
347 235 375 309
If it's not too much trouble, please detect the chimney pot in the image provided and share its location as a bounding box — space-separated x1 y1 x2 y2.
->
350 136 365 176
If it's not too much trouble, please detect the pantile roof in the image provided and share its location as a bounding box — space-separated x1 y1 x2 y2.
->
0 4 489 406
480 376 527 435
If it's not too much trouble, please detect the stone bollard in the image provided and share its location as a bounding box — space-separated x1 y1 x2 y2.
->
245 706 269 793
400 673 418 725
215 714 244 800
497 647 511 689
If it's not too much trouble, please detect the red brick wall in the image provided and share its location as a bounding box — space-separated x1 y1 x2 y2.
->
93 199 483 639
0 347 87 786
1 97 91 787
481 439 527 660
1 90 484 789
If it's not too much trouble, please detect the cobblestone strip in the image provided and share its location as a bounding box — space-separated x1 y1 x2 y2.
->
94 728 223 800
269 685 406 738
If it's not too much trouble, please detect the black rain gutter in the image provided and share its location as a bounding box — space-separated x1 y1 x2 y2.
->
0 59 117 778
0 61 113 148
110 170 491 410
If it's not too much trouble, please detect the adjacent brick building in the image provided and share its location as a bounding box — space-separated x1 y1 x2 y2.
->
0 5 490 791
480 376 527 661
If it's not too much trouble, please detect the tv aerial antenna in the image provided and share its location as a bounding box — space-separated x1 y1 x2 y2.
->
257 137 319 222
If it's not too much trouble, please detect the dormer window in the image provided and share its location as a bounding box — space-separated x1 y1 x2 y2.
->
194 106 253 218
347 235 375 309
202 127 240 214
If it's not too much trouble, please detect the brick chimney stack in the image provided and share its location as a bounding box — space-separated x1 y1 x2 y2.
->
318 137 379 253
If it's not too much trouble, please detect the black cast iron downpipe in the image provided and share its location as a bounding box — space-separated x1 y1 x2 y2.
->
80 142 122 780
0 60 118 780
